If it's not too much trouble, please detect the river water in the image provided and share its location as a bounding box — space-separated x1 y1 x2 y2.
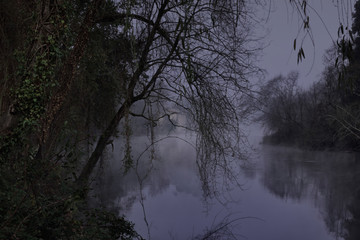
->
95 134 360 240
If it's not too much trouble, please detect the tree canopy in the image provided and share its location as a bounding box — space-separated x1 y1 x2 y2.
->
0 0 262 238
2 0 360 238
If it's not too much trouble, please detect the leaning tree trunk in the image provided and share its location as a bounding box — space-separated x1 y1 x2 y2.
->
76 0 171 185
76 101 132 185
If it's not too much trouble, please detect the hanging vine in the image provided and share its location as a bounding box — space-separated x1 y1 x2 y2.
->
0 0 74 162
123 104 133 173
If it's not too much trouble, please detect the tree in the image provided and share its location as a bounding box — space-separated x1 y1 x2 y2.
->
257 0 360 150
0 0 263 237
258 40 360 150
257 72 302 144
75 0 262 197
0 1 141 239
320 0 360 144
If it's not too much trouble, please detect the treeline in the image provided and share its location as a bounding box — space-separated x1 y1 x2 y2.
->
259 49 360 151
258 1 360 151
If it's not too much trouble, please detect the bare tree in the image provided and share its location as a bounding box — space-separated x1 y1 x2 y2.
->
257 72 301 137
77 0 263 198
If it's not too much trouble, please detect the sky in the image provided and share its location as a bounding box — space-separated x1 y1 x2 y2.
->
259 0 354 88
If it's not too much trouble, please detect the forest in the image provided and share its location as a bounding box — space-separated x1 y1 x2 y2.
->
258 1 360 151
0 0 359 239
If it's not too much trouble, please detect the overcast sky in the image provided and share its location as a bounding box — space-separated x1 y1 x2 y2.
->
259 0 354 88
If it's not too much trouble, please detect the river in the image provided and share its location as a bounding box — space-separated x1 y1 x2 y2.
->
94 134 360 240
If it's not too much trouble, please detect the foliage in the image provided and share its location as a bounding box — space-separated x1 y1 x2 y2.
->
0 0 265 238
288 0 355 71
76 0 262 199
258 48 360 150
0 0 140 239
0 162 138 239
258 0 360 151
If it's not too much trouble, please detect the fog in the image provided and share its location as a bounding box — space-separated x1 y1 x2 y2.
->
91 128 360 239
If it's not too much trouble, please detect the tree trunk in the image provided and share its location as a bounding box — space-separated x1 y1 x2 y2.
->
77 101 131 185
41 0 104 144
76 0 170 185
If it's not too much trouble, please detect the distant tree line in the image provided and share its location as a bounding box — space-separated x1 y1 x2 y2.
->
258 1 360 151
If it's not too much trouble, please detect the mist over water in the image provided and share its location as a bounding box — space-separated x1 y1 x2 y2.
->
94 131 360 240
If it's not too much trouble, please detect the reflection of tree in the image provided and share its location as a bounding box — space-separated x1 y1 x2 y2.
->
193 214 261 240
261 147 309 201
260 145 360 239
91 135 199 212
344 189 360 240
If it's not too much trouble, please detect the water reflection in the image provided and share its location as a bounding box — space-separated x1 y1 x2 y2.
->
260 145 360 239
93 135 201 212
95 137 360 240
345 189 360 240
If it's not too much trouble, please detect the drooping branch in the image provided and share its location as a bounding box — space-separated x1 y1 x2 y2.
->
77 0 262 196
77 0 174 185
